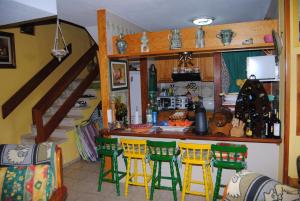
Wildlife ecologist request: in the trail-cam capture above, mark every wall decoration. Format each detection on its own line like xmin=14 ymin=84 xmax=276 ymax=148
xmin=0 ymin=31 xmax=16 ymax=68
xmin=110 ymin=60 xmax=128 ymax=91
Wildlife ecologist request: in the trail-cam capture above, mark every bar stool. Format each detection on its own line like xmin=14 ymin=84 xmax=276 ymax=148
xmin=96 ymin=137 xmax=127 ymax=196
xmin=211 ymin=143 xmax=247 ymax=201
xmin=147 ymin=140 xmax=182 ymax=201
xmin=120 ymin=139 xmax=152 ymax=199
xmin=178 ymin=142 xmax=213 ymax=201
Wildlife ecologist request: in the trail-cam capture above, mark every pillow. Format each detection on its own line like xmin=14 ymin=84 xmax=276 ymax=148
xmin=0 ymin=164 xmax=54 ymax=201
xmin=0 ymin=143 xmax=54 ymax=166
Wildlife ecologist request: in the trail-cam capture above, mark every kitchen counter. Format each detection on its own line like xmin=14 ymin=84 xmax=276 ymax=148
xmin=104 ymin=128 xmax=282 ymax=144
xmin=104 ymin=127 xmax=282 ymax=186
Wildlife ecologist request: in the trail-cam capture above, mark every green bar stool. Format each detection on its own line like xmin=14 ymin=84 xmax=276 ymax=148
xmin=96 ymin=137 xmax=127 ymax=196
xmin=211 ymin=143 xmax=248 ymax=201
xmin=147 ymin=140 xmax=182 ymax=201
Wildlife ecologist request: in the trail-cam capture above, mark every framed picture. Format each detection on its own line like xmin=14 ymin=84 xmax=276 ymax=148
xmin=110 ymin=60 xmax=128 ymax=91
xmin=0 ymin=31 xmax=16 ymax=68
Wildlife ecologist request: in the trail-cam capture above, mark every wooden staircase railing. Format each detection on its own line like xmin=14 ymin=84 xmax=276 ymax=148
xmin=33 ymin=44 xmax=99 ymax=143
xmin=2 ymin=44 xmax=72 ymax=119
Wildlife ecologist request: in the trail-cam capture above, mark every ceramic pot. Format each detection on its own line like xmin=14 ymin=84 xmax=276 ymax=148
xmin=169 ymin=29 xmax=182 ymax=49
xmin=216 ymin=29 xmax=236 ymax=46
xmin=116 ymin=34 xmax=127 ymax=54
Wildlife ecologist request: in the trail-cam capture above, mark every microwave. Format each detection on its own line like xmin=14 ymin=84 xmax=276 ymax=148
xmin=157 ymin=96 xmax=176 ymax=111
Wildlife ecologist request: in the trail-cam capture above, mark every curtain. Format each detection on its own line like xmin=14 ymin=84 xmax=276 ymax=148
xmin=222 ymin=51 xmax=264 ymax=92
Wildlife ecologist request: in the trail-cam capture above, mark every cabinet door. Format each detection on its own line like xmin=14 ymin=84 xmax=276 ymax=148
xmin=197 ymin=55 xmax=214 ymax=81
xmin=155 ymin=57 xmax=176 ymax=83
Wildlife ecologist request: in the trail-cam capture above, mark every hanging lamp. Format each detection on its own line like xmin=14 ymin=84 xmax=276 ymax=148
xmin=51 ymin=19 xmax=68 ymax=61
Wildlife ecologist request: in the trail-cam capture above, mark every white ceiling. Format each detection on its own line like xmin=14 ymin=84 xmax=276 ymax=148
xmin=0 ymin=0 xmax=277 ymax=31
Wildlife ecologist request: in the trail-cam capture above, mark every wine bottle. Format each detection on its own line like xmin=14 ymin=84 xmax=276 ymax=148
xmin=273 ymin=111 xmax=281 ymax=139
xmin=245 ymin=118 xmax=253 ymax=137
xmin=267 ymin=112 xmax=274 ymax=138
xmin=146 ymin=103 xmax=152 ymax=124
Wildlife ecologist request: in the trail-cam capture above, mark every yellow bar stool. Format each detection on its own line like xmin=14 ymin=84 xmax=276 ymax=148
xmin=120 ymin=139 xmax=152 ymax=200
xmin=178 ymin=142 xmax=213 ymax=201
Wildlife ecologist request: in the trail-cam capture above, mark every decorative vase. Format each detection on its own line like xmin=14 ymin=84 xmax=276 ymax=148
xmin=196 ymin=26 xmax=205 ymax=48
xmin=216 ymin=29 xmax=236 ymax=46
xmin=140 ymin=32 xmax=149 ymax=52
xmin=116 ymin=33 xmax=127 ymax=54
xmin=169 ymin=29 xmax=182 ymax=49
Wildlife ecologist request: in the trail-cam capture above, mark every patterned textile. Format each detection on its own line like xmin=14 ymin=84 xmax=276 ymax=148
xmin=0 ymin=143 xmax=53 ymax=166
xmin=0 ymin=165 xmax=54 ymax=201
xmin=75 ymin=121 xmax=98 ymax=161
xmin=225 ymin=170 xmax=300 ymax=201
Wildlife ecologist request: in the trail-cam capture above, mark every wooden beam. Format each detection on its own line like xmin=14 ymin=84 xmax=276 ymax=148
xmin=283 ymin=0 xmax=291 ymax=184
xmin=140 ymin=58 xmax=148 ymax=123
xmin=213 ymin=53 xmax=222 ymax=111
xmin=98 ymin=9 xmax=109 ymax=128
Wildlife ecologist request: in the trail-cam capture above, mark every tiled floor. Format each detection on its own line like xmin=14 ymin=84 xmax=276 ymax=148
xmin=63 ymin=160 xmax=207 ymax=201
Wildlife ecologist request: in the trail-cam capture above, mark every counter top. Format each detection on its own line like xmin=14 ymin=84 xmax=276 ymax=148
xmin=105 ymin=128 xmax=282 ymax=144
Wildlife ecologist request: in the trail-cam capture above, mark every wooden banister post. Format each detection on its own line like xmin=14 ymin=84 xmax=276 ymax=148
xmin=97 ymin=9 xmax=110 ymax=129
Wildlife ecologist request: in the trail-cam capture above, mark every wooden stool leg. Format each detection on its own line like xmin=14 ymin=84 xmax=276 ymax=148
xmin=158 ymin=161 xmax=162 ymax=188
xmin=213 ymin=168 xmax=223 ymax=201
xmin=150 ymin=161 xmax=158 ymax=200
xmin=170 ymin=161 xmax=177 ymax=201
xmin=207 ymin=165 xmax=213 ymax=195
xmin=181 ymin=163 xmax=189 ymax=201
xmin=125 ymin=157 xmax=132 ymax=197
xmin=98 ymin=156 xmax=105 ymax=192
xmin=142 ymin=159 xmax=149 ymax=200
xmin=113 ymin=155 xmax=120 ymax=196
xmin=186 ymin=164 xmax=192 ymax=192
xmin=174 ymin=159 xmax=182 ymax=191
xmin=134 ymin=159 xmax=138 ymax=183
xmin=202 ymin=164 xmax=209 ymax=201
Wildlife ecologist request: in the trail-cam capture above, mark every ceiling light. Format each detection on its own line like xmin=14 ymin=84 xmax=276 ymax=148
xmin=192 ymin=17 xmax=215 ymax=26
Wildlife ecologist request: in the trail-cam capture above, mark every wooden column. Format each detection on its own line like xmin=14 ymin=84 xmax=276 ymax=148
xmin=97 ymin=9 xmax=112 ymax=178
xmin=97 ymin=9 xmax=109 ymax=128
xmin=213 ymin=53 xmax=222 ymax=111
xmin=140 ymin=58 xmax=148 ymax=123
xmin=283 ymin=0 xmax=291 ymax=184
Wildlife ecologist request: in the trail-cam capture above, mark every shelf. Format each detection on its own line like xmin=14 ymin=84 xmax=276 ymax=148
xmin=108 ymin=43 xmax=274 ymax=59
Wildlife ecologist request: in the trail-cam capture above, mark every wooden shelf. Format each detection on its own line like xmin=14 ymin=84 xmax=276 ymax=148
xmin=108 ymin=43 xmax=274 ymax=59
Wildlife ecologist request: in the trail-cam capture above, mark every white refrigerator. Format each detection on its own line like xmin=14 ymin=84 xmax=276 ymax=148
xmin=129 ymin=71 xmax=142 ymax=124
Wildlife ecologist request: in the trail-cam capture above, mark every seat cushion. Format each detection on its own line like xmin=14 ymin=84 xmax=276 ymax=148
xmin=0 ymin=164 xmax=54 ymax=201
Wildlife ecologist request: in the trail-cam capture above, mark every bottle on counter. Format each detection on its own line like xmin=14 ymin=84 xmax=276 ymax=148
xmin=245 ymin=118 xmax=253 ymax=137
xmin=273 ymin=111 xmax=281 ymax=139
xmin=265 ymin=112 xmax=273 ymax=138
xmin=134 ymin=106 xmax=139 ymax=124
xmin=146 ymin=103 xmax=152 ymax=124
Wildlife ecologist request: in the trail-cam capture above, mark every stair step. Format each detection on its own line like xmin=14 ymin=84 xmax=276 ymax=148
xmin=83 ymin=88 xmax=99 ymax=97
xmin=31 ymin=125 xmax=73 ymax=138
xmin=46 ymin=105 xmax=90 ymax=116
xmin=42 ymin=115 xmax=83 ymax=127
xmin=21 ymin=134 xmax=67 ymax=145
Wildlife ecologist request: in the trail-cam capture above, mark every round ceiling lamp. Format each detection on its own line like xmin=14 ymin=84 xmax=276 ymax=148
xmin=192 ymin=17 xmax=215 ymax=26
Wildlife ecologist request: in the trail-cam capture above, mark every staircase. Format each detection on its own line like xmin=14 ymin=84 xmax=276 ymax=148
xmin=21 ymin=79 xmax=101 ymax=164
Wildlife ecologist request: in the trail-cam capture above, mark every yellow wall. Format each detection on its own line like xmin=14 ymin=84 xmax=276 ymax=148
xmin=0 ymin=23 xmax=92 ymax=144
xmin=289 ymin=0 xmax=300 ymax=179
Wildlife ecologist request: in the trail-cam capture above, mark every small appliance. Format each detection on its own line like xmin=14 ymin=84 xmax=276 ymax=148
xmin=175 ymin=96 xmax=188 ymax=109
xmin=157 ymin=96 xmax=176 ymax=111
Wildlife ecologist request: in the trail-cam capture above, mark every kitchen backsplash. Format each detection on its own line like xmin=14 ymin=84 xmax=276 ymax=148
xmin=158 ymin=81 xmax=214 ymax=99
